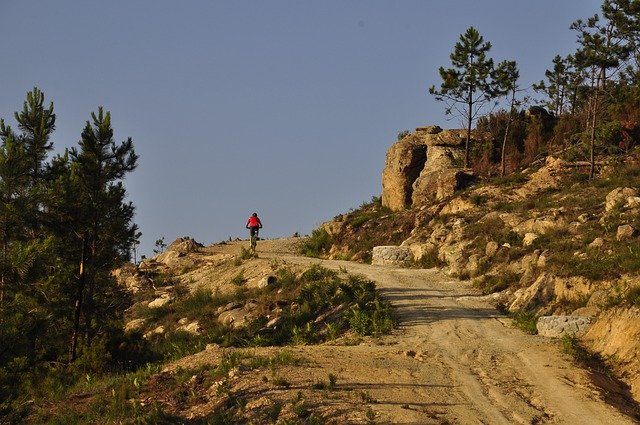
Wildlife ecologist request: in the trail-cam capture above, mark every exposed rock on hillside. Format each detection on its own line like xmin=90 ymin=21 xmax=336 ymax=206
xmin=381 ymin=125 xmax=491 ymax=211
xmin=381 ymin=135 xmax=427 ymax=211
xmin=583 ymin=306 xmax=640 ymax=401
xmin=323 ymin=149 xmax=640 ymax=399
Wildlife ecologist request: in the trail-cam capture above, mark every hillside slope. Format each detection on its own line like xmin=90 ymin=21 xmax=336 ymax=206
xmin=114 ymin=239 xmax=639 ymax=423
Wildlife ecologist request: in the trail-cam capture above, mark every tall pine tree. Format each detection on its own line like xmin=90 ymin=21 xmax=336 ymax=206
xmin=66 ymin=108 xmax=138 ymax=362
xmin=430 ymin=27 xmax=504 ymax=168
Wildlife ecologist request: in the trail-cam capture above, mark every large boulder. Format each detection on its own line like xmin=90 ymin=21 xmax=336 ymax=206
xmin=410 ymin=131 xmax=479 ymax=205
xmin=605 ymin=187 xmax=638 ymax=212
xmin=371 ymin=246 xmax=413 ymax=266
xmin=381 ymin=136 xmax=427 ymax=211
xmin=412 ymin=168 xmax=473 ymax=206
xmin=536 ymin=315 xmax=594 ymax=338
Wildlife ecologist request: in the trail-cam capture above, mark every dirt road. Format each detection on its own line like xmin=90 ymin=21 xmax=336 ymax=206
xmin=253 ymin=239 xmax=636 ymax=424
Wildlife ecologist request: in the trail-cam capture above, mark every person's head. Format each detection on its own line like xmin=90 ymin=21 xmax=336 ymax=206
xmin=252 ymin=212 xmax=257 ymax=217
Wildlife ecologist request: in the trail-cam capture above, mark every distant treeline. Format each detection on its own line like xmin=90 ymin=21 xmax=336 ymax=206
xmin=429 ymin=0 xmax=640 ymax=178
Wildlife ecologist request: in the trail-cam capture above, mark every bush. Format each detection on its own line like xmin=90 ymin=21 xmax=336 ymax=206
xmin=300 ymin=228 xmax=332 ymax=257
xmin=511 ymin=311 xmax=538 ymax=335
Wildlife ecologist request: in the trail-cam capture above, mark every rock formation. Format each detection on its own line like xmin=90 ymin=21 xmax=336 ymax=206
xmin=381 ymin=125 xmax=490 ymax=211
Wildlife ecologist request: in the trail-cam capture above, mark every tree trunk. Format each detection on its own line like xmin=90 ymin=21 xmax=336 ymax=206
xmin=69 ymin=233 xmax=89 ymax=363
xmin=501 ymin=106 xmax=514 ymax=177
xmin=589 ymin=79 xmax=600 ymax=180
xmin=83 ymin=235 xmax=98 ymax=345
xmin=465 ymin=86 xmax=473 ymax=169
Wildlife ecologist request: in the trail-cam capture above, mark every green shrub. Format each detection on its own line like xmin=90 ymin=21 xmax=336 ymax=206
xmin=474 ymin=271 xmax=521 ymax=295
xmin=625 ymin=286 xmax=640 ymax=306
xmin=239 ymin=246 xmax=254 ymax=260
xmin=175 ymin=287 xmax=213 ymax=316
xmin=511 ymin=311 xmax=538 ymax=334
xmin=230 ymin=270 xmax=247 ymax=286
xmin=414 ymin=248 xmax=446 ymax=269
xmin=300 ymin=228 xmax=332 ymax=257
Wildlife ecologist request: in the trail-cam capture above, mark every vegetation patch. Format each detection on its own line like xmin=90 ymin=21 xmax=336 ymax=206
xmin=18 ymin=264 xmax=394 ymax=423
xmin=510 ymin=311 xmax=538 ymax=335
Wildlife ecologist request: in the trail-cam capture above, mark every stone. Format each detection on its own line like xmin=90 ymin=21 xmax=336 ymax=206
xmin=536 ymin=316 xmax=594 ymax=338
xmin=522 ymin=233 xmax=539 ymax=247
xmin=258 ymin=275 xmax=277 ymax=288
xmin=266 ymin=316 xmax=283 ymax=328
xmin=485 ymin=241 xmax=499 ymax=258
xmin=617 ymin=224 xmax=637 ymax=241
xmin=605 ymin=187 xmax=638 ymax=212
xmin=577 ymin=213 xmax=591 ymax=223
xmin=177 ymin=321 xmax=202 ymax=335
xmin=381 ymin=137 xmax=427 ymax=211
xmin=371 ymin=246 xmax=413 ymax=266
xmin=626 ymin=196 xmax=640 ymax=208
xmin=440 ymin=197 xmax=475 ymax=215
xmin=514 ymin=157 xmax=565 ymax=200
xmin=149 ymin=294 xmax=172 ymax=309
xmin=513 ymin=217 xmax=562 ymax=235
xmin=415 ymin=125 xmax=442 ymax=134
xmin=412 ymin=168 xmax=472 ymax=206
xmin=589 ymin=237 xmax=605 ymax=249
xmin=144 ymin=326 xmax=165 ymax=339
xmin=124 ymin=318 xmax=146 ymax=333
xmin=218 ymin=308 xmax=252 ymax=328
xmin=509 ymin=274 xmax=555 ymax=312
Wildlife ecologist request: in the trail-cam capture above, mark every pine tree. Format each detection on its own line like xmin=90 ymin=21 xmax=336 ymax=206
xmin=494 ymin=60 xmax=520 ymax=177
xmin=572 ymin=7 xmax=632 ymax=178
xmin=534 ymin=55 xmax=570 ymax=116
xmin=0 ymin=87 xmax=56 ymax=234
xmin=66 ymin=108 xmax=138 ymax=362
xmin=0 ymin=134 xmax=30 ymax=303
xmin=429 ymin=27 xmax=503 ymax=168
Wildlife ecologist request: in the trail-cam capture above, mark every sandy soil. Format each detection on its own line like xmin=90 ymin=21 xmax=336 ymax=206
xmin=173 ymin=239 xmax=638 ymax=424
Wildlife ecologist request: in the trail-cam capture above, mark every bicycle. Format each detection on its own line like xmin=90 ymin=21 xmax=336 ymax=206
xmin=250 ymin=231 xmax=258 ymax=253
xmin=247 ymin=227 xmax=260 ymax=254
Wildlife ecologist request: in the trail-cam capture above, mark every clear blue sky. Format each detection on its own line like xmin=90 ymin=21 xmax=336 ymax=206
xmin=0 ymin=1 xmax=602 ymax=258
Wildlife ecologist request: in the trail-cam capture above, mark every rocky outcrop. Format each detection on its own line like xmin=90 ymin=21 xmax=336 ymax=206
xmin=381 ymin=135 xmax=427 ymax=211
xmin=582 ymin=306 xmax=640 ymax=400
xmin=381 ymin=126 xmax=490 ymax=211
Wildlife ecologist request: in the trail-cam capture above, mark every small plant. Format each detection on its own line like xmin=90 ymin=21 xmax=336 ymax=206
xmin=325 ymin=322 xmax=342 ymax=341
xmin=272 ymin=376 xmax=291 ymax=387
xmin=359 ymin=390 xmax=375 ymax=403
xmin=328 ymin=373 xmax=337 ymax=390
xmin=397 ymin=130 xmax=410 ymax=140
xmin=266 ymin=401 xmax=283 ymax=422
xmin=624 ymin=286 xmax=640 ymax=306
xmin=239 ymin=246 xmax=254 ymax=260
xmin=153 ymin=237 xmax=167 ymax=254
xmin=474 ymin=271 xmax=521 ymax=295
xmin=300 ymin=228 xmax=332 ymax=257
xmin=511 ymin=311 xmax=538 ymax=334
xmin=230 ymin=269 xmax=247 ymax=286
xmin=414 ymin=248 xmax=446 ymax=269
xmin=365 ymin=407 xmax=378 ymax=424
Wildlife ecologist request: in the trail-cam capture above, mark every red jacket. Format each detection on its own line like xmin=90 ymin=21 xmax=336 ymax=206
xmin=246 ymin=216 xmax=262 ymax=228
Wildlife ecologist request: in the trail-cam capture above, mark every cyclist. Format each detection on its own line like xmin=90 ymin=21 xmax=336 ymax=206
xmin=246 ymin=212 xmax=263 ymax=241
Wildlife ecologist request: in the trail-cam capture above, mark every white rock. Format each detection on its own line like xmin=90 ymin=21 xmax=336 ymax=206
xmin=522 ymin=233 xmax=539 ymax=247
xmin=148 ymin=295 xmax=172 ymax=309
